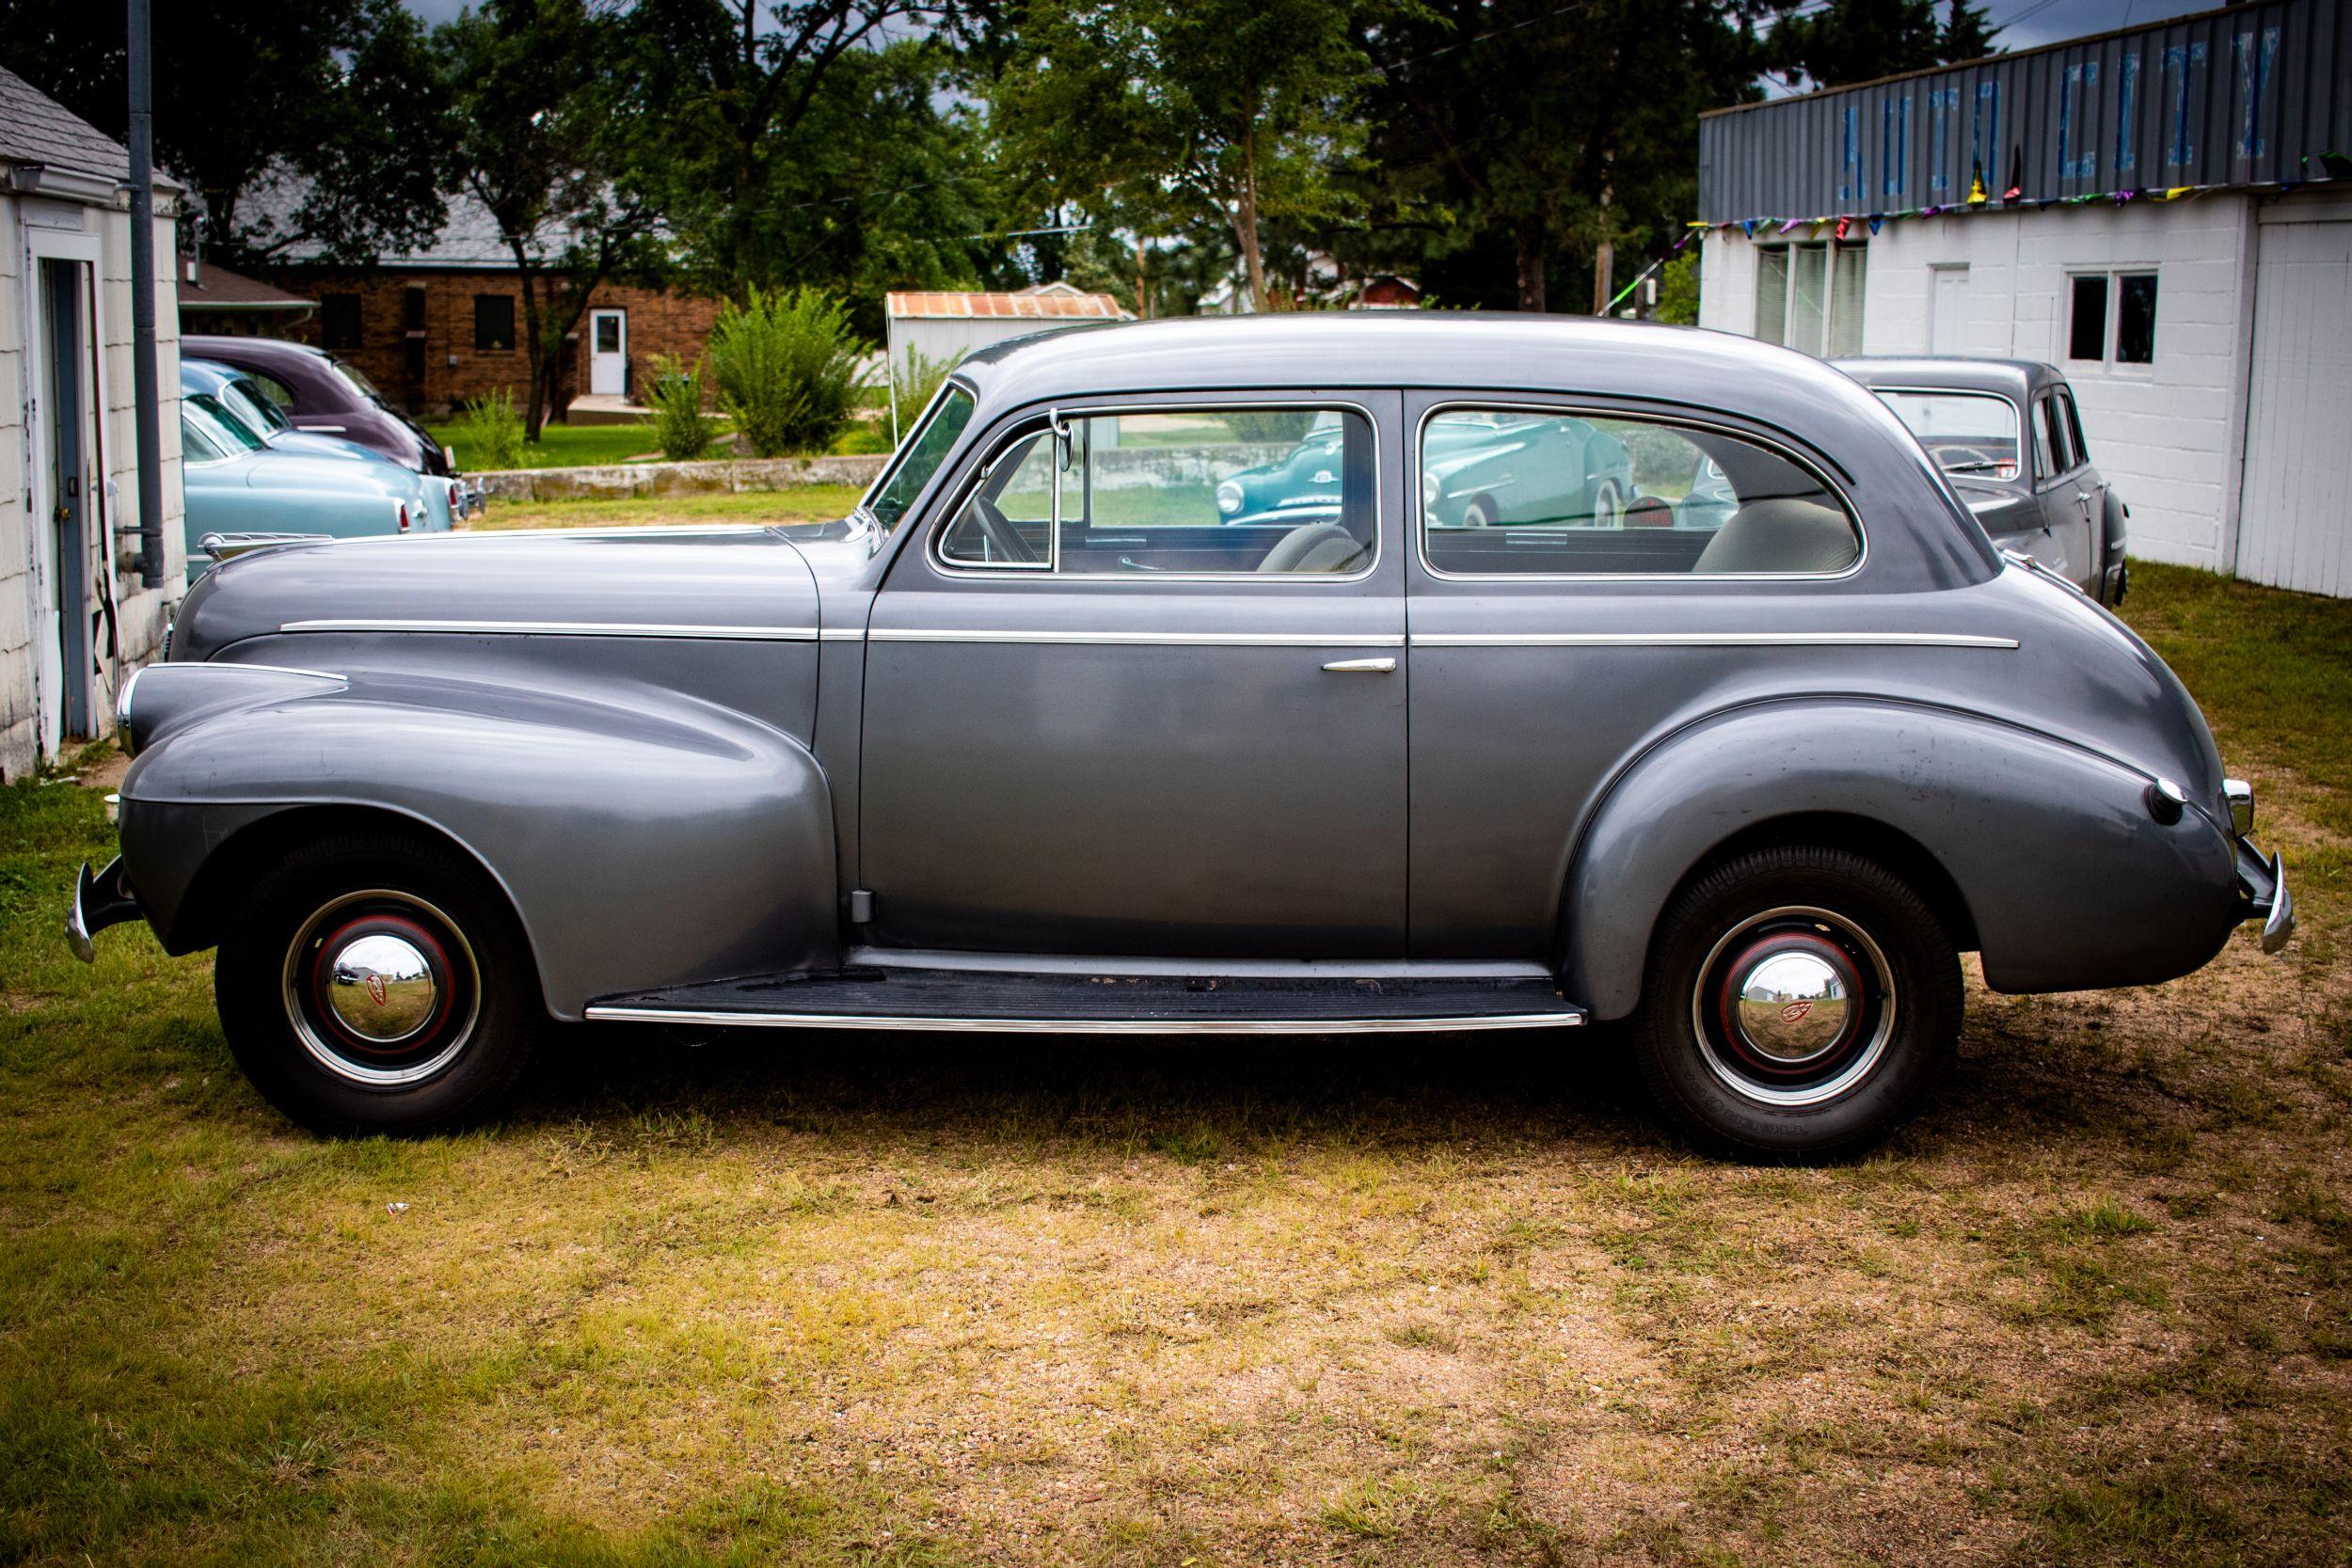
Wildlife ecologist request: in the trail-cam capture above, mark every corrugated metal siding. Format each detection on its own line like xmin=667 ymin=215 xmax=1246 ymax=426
xmin=1698 ymin=0 xmax=2351 ymax=221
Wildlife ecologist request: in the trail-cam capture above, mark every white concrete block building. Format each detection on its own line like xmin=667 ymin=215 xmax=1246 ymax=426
xmin=1695 ymin=0 xmax=2352 ymax=593
xmin=2 ymin=67 xmax=185 ymax=779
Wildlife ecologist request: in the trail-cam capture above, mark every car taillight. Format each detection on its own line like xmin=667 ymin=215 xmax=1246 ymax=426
xmin=447 ymin=480 xmax=461 ymax=514
xmin=396 ymin=500 xmax=410 ymax=533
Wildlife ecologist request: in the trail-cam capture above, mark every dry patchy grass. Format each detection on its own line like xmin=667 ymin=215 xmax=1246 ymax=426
xmin=2 ymin=562 xmax=2348 ymax=1565
xmin=468 ymin=485 xmax=866 ymax=533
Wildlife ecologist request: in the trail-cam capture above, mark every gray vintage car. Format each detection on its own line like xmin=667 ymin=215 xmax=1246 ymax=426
xmin=1835 ymin=357 xmax=2129 ymax=605
xmin=72 ymin=316 xmax=2290 ymax=1157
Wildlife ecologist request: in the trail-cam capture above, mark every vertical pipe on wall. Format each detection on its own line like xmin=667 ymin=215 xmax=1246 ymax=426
xmin=126 ymin=0 xmax=165 ymax=587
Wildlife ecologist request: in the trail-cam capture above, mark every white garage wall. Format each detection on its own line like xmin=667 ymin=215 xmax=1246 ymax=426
xmin=1698 ymin=197 xmax=2259 ymax=572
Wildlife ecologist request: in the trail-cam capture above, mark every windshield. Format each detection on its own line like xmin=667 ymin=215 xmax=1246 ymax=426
xmin=186 ymin=394 xmax=267 ymax=453
xmin=331 ymin=357 xmax=384 ymax=400
xmin=863 ymin=385 xmax=977 ymax=531
xmin=217 ymin=373 xmax=293 ymax=435
xmin=1874 ymin=390 xmax=2023 ymax=483
xmin=223 ymin=376 xmax=294 ymax=434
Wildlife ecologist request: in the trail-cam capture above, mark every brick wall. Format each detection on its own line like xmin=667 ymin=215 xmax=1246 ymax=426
xmin=254 ymin=269 xmax=722 ymax=420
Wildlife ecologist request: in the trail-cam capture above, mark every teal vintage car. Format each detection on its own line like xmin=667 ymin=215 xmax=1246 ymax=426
xmin=179 ymin=394 xmax=454 ymax=581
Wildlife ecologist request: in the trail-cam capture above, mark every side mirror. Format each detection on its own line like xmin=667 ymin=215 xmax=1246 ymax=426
xmin=1049 ymin=408 xmax=1073 ymax=472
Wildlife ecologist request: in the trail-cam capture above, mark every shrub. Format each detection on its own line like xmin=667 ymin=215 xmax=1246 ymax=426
xmin=453 ymin=386 xmax=525 ymax=471
xmin=646 ymin=354 xmax=716 ymax=461
xmin=707 ymin=287 xmax=865 ymax=457
xmin=888 ymin=346 xmax=963 ymax=433
xmin=1219 ymin=410 xmax=1314 ymax=444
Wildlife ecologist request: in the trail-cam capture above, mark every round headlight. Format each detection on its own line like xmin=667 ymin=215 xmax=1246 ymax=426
xmin=1422 ymin=471 xmax=1441 ymax=511
xmin=1216 ymin=480 xmax=1244 ymax=516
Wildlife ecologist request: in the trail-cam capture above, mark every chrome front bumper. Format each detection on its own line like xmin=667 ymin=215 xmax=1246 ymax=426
xmin=65 ymin=856 xmax=142 ymax=964
xmin=2234 ymin=837 xmax=2295 ymax=955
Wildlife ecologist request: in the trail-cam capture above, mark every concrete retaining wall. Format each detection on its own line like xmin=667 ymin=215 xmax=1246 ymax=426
xmin=479 ymin=453 xmax=890 ymax=504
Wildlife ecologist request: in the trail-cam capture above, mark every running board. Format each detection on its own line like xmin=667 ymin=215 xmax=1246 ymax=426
xmin=584 ymin=965 xmax=1584 ymax=1034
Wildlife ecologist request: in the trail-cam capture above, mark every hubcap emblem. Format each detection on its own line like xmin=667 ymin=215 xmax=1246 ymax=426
xmin=1731 ymin=945 xmax=1852 ymax=1065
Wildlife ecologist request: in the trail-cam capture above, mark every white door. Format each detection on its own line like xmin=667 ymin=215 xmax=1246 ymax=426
xmin=2238 ymin=217 xmax=2352 ymax=595
xmin=1930 ymin=266 xmax=1970 ymax=354
xmin=588 ymin=309 xmax=627 ymax=396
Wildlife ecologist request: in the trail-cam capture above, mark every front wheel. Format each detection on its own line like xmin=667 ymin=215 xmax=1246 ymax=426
xmin=1631 ymin=846 xmax=1960 ymax=1159
xmin=216 ymin=831 xmax=542 ymax=1134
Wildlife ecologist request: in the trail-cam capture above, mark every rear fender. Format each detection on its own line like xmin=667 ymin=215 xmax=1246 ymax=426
xmin=1560 ymin=699 xmax=2239 ymax=1019
xmin=118 ymin=662 xmax=838 ymax=1019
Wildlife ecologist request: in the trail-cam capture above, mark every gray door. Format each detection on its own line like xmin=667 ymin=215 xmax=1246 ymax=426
xmin=2029 ymin=391 xmax=2095 ymax=587
xmin=860 ymin=394 xmax=1408 ymax=958
xmin=40 ymin=259 xmax=95 ymax=739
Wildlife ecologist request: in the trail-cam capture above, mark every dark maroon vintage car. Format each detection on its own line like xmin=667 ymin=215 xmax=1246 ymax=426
xmin=182 ymin=334 xmax=457 ymax=481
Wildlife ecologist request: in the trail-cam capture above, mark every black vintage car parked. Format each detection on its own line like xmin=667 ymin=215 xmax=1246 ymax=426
xmin=1836 ymin=357 xmax=2128 ymax=605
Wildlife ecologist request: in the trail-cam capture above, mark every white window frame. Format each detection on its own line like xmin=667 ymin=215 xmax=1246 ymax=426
xmin=1754 ymin=238 xmax=1868 ymax=357
xmin=2064 ymin=267 xmax=2160 ymax=371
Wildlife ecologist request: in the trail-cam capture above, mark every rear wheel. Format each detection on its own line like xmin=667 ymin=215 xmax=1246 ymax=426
xmin=1632 ymin=846 xmax=1959 ymax=1159
xmin=215 ymin=832 xmax=541 ymax=1134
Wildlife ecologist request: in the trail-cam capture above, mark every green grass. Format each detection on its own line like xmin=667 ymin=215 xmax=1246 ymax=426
xmin=5 ymin=562 xmax=2352 ymax=1563
xmin=469 ymin=486 xmax=866 ymax=533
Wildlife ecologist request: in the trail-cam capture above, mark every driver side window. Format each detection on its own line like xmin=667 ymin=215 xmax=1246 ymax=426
xmin=936 ymin=405 xmax=1376 ymax=577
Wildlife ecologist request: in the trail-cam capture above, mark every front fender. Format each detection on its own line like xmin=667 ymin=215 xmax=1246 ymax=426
xmin=1560 ymin=699 xmax=2241 ymax=1020
xmin=117 ymin=662 xmax=838 ymax=1020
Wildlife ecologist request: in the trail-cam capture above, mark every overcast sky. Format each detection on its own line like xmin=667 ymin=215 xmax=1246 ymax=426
xmin=395 ymin=0 xmax=2218 ymax=61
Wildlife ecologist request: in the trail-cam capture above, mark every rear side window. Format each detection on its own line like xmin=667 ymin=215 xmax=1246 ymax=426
xmin=1418 ymin=408 xmax=1859 ymax=577
xmin=938 ymin=406 xmax=1375 ymax=577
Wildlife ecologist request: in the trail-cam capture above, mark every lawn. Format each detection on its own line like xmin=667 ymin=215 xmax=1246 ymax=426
xmin=469 ymin=486 xmax=867 ymax=533
xmin=421 ymin=418 xmax=891 ymax=472
xmin=3 ymin=562 xmax=2347 ymax=1565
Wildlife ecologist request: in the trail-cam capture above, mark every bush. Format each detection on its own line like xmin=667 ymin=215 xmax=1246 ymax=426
xmin=1220 ymin=410 xmax=1313 ymax=444
xmin=453 ymin=387 xmax=525 ymax=471
xmin=888 ymin=346 xmax=963 ymax=433
xmin=707 ymin=287 xmax=865 ymax=457
xmin=646 ymin=354 xmax=716 ymax=461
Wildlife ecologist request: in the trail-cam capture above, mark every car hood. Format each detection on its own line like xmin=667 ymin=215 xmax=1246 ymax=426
xmin=172 ymin=525 xmax=824 ymax=663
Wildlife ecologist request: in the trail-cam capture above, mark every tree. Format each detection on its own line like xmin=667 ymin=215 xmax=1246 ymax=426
xmin=0 ymin=0 xmax=450 ymax=266
xmin=1767 ymin=0 xmax=1997 ymax=92
xmin=1353 ymin=0 xmax=1766 ymax=312
xmin=437 ymin=0 xmax=667 ymax=439
xmin=988 ymin=0 xmax=1371 ymax=313
xmin=626 ymin=1 xmax=995 ymax=317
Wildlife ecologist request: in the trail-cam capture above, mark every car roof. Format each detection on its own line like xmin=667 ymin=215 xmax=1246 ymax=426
xmin=1831 ymin=356 xmax=2062 ymax=400
xmin=182 ymin=333 xmax=334 ymax=366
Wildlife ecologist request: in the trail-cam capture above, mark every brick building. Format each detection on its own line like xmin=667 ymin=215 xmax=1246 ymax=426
xmin=259 ymin=193 xmax=721 ymax=419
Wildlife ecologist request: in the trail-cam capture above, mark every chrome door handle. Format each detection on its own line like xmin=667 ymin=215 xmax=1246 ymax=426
xmin=1322 ymin=657 xmax=1397 ymax=673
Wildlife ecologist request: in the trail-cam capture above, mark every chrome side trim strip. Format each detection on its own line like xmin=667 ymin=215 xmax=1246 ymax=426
xmin=1409 ymin=631 xmax=2019 ymax=649
xmin=869 ymin=628 xmax=1406 ymax=648
xmin=818 ymin=626 xmax=869 ymax=641
xmin=583 ymin=1005 xmax=1583 ymax=1035
xmin=845 ymin=947 xmax=1557 ymax=980
xmin=278 ymin=619 xmax=819 ymax=641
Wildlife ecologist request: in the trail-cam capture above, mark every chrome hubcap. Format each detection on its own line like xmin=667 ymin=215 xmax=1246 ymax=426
xmin=324 ymin=931 xmax=441 ymax=1044
xmin=282 ymin=890 xmax=480 ymax=1088
xmin=1692 ymin=906 xmax=1896 ymax=1108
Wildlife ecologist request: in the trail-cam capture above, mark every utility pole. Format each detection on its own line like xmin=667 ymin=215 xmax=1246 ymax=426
xmin=126 ymin=0 xmax=165 ymax=586
xmin=1590 ymin=155 xmax=1615 ymax=317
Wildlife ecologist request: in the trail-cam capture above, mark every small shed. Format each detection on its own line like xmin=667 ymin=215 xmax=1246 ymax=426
xmin=882 ymin=283 xmax=1125 ymax=430
xmin=1 ymin=65 xmax=185 ymax=778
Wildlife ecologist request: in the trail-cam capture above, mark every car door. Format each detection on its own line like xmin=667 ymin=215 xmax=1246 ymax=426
xmin=2057 ymin=387 xmax=2108 ymax=586
xmin=2030 ymin=391 xmax=2095 ymax=587
xmin=859 ymin=392 xmax=1409 ymax=958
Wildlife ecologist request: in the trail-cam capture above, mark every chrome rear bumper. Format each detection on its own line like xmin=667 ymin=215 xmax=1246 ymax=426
xmin=2234 ymin=837 xmax=2295 ymax=955
xmin=65 ymin=856 xmax=142 ymax=964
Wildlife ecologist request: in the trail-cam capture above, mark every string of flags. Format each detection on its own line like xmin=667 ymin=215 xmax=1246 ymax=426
xmin=1681 ymin=150 xmax=2348 ymax=248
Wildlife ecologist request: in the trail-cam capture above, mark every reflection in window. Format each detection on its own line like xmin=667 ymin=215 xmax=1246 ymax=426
xmin=2117 ymin=274 xmax=2157 ymax=363
xmin=1420 ymin=409 xmax=1858 ymax=578
xmin=940 ymin=407 xmax=1375 ymax=577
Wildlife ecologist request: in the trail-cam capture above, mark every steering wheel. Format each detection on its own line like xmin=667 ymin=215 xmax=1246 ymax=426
xmin=972 ymin=495 xmax=1041 ymax=565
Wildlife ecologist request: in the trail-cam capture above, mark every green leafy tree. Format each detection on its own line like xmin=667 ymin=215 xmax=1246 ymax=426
xmin=0 ymin=0 xmax=450 ymax=266
xmin=1655 ymin=248 xmax=1700 ymax=325
xmin=625 ymin=3 xmax=997 ymax=324
xmin=1768 ymin=0 xmax=1998 ymax=91
xmin=437 ymin=0 xmax=668 ymax=439
xmin=1353 ymin=0 xmax=1766 ymax=312
xmin=989 ymin=0 xmax=1372 ymax=313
